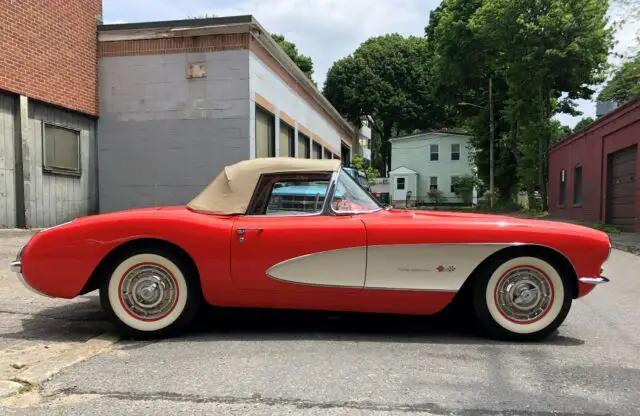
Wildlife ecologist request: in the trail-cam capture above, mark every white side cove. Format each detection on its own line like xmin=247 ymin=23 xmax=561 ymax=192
xmin=267 ymin=246 xmax=367 ymax=288
xmin=266 ymin=244 xmax=511 ymax=291
xmin=366 ymin=244 xmax=510 ymax=291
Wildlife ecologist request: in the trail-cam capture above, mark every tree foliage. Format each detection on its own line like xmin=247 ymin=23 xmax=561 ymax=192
xmin=598 ymin=54 xmax=640 ymax=103
xmin=271 ymin=34 xmax=315 ymax=82
xmin=427 ymin=0 xmax=614 ymax=209
xmin=351 ymin=155 xmax=380 ymax=184
xmin=573 ymin=117 xmax=596 ymax=132
xmin=323 ymin=34 xmax=443 ymax=175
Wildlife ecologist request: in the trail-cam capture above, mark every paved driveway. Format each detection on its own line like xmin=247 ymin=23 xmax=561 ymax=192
xmin=1 ymin=231 xmax=639 ymax=415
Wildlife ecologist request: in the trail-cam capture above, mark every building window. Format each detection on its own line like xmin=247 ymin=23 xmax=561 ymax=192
xmin=43 ymin=123 xmax=81 ymax=176
xmin=430 ymin=144 xmax=439 ymax=161
xmin=324 ymin=148 xmax=332 ymax=159
xmin=451 ymin=143 xmax=460 ymax=161
xmin=279 ymin=121 xmax=295 ymax=157
xmin=559 ymin=169 xmax=566 ymax=206
xmin=255 ymin=106 xmax=275 ymax=158
xmin=573 ymin=165 xmax=582 ymax=206
xmin=451 ymin=176 xmax=459 ymax=193
xmin=429 ymin=176 xmax=438 ymax=190
xmin=312 ymin=141 xmax=322 ymax=159
xmin=298 ymin=134 xmax=310 ymax=158
xmin=396 ymin=177 xmax=405 ymax=190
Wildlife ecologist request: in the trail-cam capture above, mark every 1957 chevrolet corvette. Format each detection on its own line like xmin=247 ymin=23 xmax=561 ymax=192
xmin=10 ymin=158 xmax=611 ymax=341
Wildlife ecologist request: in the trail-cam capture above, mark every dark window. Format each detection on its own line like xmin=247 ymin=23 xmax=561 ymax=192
xmin=396 ymin=177 xmax=406 ymax=190
xmin=255 ymin=106 xmax=275 ymax=157
xmin=430 ymin=176 xmax=438 ymax=190
xmin=279 ymin=121 xmax=295 ymax=157
xmin=312 ymin=141 xmax=322 ymax=159
xmin=298 ymin=134 xmax=310 ymax=159
xmin=43 ymin=123 xmax=81 ymax=176
xmin=451 ymin=176 xmax=459 ymax=193
xmin=430 ymin=144 xmax=439 ymax=161
xmin=451 ymin=144 xmax=460 ymax=161
xmin=573 ymin=165 xmax=582 ymax=205
xmin=559 ymin=169 xmax=566 ymax=206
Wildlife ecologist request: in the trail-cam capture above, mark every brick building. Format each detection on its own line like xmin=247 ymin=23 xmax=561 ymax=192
xmin=548 ymin=99 xmax=640 ymax=232
xmin=0 ymin=0 xmax=102 ymax=228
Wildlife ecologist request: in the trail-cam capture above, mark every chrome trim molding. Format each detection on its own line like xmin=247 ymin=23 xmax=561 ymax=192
xmin=578 ymin=276 xmax=610 ymax=285
xmin=9 ymin=259 xmax=55 ymax=298
xmin=10 ymin=260 xmax=21 ymax=273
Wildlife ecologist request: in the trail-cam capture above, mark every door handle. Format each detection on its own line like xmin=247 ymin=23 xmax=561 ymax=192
xmin=236 ymin=228 xmax=264 ymax=235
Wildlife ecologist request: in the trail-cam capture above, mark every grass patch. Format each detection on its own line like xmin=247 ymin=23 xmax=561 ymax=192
xmin=591 ymin=223 xmax=621 ymax=234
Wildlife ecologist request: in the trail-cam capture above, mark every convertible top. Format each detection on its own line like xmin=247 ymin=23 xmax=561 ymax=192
xmin=187 ymin=157 xmax=341 ymax=215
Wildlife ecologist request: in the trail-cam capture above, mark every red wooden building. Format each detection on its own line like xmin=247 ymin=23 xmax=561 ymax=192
xmin=548 ymin=98 xmax=640 ymax=232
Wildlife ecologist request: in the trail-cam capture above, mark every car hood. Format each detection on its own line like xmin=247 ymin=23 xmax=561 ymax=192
xmin=386 ymin=208 xmax=609 ymax=239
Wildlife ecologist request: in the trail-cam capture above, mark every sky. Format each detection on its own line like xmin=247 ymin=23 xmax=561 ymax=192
xmin=103 ymin=0 xmax=639 ymax=128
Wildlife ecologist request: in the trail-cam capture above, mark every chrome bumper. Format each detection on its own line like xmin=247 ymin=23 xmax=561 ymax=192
xmin=578 ymin=276 xmax=610 ymax=285
xmin=10 ymin=260 xmax=21 ymax=273
xmin=9 ymin=259 xmax=53 ymax=298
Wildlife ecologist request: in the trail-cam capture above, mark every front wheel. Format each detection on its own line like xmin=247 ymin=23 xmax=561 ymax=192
xmin=473 ymin=255 xmax=572 ymax=341
xmin=100 ymin=248 xmax=201 ymax=339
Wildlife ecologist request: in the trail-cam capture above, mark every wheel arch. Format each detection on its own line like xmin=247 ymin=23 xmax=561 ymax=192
xmin=455 ymin=244 xmax=579 ymax=302
xmin=80 ymin=238 xmax=201 ymax=295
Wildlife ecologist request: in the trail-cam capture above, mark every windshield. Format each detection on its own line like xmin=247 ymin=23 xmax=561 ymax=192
xmin=331 ymin=169 xmax=381 ymax=213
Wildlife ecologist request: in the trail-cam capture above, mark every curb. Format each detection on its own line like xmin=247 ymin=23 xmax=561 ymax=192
xmin=612 ymin=242 xmax=640 ymax=256
xmin=1 ymin=332 xmax=120 ymax=399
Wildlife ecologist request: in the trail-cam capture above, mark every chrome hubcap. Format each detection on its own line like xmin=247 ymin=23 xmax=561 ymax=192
xmin=120 ymin=264 xmax=178 ymax=320
xmin=496 ymin=267 xmax=552 ymax=323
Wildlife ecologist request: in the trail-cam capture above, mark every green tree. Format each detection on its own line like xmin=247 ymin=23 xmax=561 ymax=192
xmin=351 ymin=155 xmax=380 ymax=184
xmin=598 ymin=55 xmax=640 ymax=103
xmin=271 ymin=34 xmax=314 ymax=82
xmin=323 ymin=34 xmax=443 ymax=175
xmin=426 ymin=0 xmax=517 ymax=201
xmin=468 ymin=0 xmax=613 ymax=209
xmin=452 ymin=174 xmax=480 ymax=205
xmin=573 ymin=117 xmax=596 ymax=132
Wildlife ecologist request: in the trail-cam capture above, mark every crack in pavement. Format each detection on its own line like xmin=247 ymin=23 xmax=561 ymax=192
xmin=45 ymin=388 xmax=610 ymax=416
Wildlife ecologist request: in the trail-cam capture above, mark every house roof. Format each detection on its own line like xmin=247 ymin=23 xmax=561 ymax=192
xmin=388 ymin=166 xmax=418 ymax=175
xmin=187 ymin=157 xmax=341 ymax=215
xmin=389 ymin=129 xmax=472 ymax=143
xmin=98 ymin=15 xmax=356 ymax=139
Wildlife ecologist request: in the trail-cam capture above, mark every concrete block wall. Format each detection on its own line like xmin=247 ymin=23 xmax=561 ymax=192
xmin=98 ymin=50 xmax=251 ymax=213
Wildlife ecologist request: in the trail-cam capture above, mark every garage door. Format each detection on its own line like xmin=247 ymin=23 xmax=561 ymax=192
xmin=607 ymin=145 xmax=637 ymax=232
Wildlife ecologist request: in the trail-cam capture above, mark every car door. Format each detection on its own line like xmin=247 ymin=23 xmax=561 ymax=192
xmin=230 ymin=174 xmax=367 ymax=293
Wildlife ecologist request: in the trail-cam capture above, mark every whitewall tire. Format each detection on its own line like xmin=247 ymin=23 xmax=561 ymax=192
xmin=473 ymin=255 xmax=572 ymax=341
xmin=100 ymin=248 xmax=201 ymax=339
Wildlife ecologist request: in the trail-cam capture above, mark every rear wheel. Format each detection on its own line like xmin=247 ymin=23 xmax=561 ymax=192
xmin=473 ymin=255 xmax=572 ymax=341
xmin=100 ymin=248 xmax=201 ymax=339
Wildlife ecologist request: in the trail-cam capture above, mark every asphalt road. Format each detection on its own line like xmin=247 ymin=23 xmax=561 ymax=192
xmin=1 ymin=230 xmax=639 ymax=415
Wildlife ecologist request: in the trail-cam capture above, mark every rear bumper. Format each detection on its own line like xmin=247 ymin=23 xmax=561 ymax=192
xmin=578 ymin=276 xmax=610 ymax=285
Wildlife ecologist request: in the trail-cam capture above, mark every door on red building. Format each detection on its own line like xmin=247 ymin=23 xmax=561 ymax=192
xmin=606 ymin=145 xmax=637 ymax=232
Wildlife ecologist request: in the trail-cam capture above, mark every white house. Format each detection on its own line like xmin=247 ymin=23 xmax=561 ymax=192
xmin=388 ymin=130 xmax=477 ymax=205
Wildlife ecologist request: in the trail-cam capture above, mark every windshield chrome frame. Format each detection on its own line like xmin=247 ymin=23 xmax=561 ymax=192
xmin=325 ymin=168 xmax=383 ymax=216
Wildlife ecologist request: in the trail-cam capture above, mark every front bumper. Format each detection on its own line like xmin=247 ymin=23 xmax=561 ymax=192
xmin=578 ymin=276 xmax=610 ymax=285
xmin=9 ymin=258 xmax=54 ymax=298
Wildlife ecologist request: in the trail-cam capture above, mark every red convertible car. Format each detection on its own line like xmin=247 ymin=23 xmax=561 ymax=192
xmin=10 ymin=158 xmax=611 ymax=341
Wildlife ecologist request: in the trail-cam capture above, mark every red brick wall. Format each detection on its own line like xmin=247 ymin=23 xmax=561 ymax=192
xmin=0 ymin=0 xmax=102 ymax=116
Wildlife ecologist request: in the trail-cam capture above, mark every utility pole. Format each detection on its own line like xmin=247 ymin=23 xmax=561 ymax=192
xmin=488 ymin=76 xmax=495 ymax=208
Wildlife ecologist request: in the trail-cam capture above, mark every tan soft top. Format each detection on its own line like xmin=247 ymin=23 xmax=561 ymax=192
xmin=187 ymin=157 xmax=341 ymax=215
